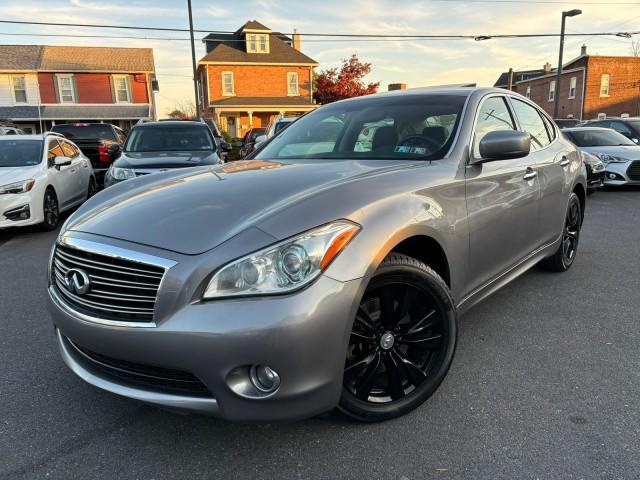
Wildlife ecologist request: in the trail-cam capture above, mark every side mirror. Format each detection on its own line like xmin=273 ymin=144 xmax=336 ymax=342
xmin=107 ymin=144 xmax=121 ymax=155
xmin=255 ymin=134 xmax=267 ymax=144
xmin=220 ymin=142 xmax=232 ymax=152
xmin=478 ymin=130 xmax=531 ymax=162
xmin=54 ymin=156 xmax=72 ymax=168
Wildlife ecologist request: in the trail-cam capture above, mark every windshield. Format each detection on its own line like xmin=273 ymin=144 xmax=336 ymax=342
xmin=125 ymin=125 xmax=215 ymax=152
xmin=0 ymin=140 xmax=42 ymax=167
xmin=52 ymin=124 xmax=116 ymax=141
xmin=564 ymin=129 xmax=636 ymax=147
xmin=255 ymin=94 xmax=466 ymax=160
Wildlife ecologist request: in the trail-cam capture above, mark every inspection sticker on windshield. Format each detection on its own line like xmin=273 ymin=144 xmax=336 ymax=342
xmin=394 ymin=146 xmax=411 ymax=153
xmin=410 ymin=147 xmax=427 ymax=155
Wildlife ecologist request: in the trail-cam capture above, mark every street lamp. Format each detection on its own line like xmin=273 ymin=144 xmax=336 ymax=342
xmin=554 ymin=9 xmax=582 ymax=118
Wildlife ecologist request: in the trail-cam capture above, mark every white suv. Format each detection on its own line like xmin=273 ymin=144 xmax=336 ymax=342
xmin=0 ymin=133 xmax=96 ymax=230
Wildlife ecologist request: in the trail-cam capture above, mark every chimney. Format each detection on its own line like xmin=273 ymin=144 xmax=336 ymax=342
xmin=292 ymin=32 xmax=301 ymax=51
xmin=543 ymin=62 xmax=553 ymax=74
xmin=388 ymin=83 xmax=407 ymax=91
xmin=581 ymin=44 xmax=587 ymax=56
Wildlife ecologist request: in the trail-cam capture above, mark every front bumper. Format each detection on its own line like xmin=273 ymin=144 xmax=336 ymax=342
xmin=48 ymin=253 xmax=362 ymax=421
xmin=0 ymin=192 xmax=38 ymax=229
xmin=603 ymin=161 xmax=640 ymax=186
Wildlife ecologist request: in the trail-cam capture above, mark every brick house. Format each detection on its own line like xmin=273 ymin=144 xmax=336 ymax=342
xmin=494 ymin=46 xmax=640 ymax=120
xmin=198 ymin=21 xmax=319 ymax=138
xmin=0 ymin=45 xmax=157 ymax=133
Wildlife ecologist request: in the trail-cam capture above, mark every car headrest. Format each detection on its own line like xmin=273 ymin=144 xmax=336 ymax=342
xmin=372 ymin=126 xmax=398 ymax=150
xmin=421 ymin=126 xmax=446 ymax=144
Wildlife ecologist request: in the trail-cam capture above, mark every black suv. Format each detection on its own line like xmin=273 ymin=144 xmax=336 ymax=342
xmin=103 ymin=120 xmax=222 ymax=187
xmin=582 ymin=117 xmax=640 ymax=143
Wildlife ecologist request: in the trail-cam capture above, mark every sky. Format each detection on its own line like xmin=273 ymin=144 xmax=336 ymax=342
xmin=1 ymin=0 xmax=638 ymax=116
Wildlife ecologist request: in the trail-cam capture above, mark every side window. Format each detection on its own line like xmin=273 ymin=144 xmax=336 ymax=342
xmin=510 ymin=99 xmax=551 ymax=151
xmin=60 ymin=140 xmax=77 ymax=158
xmin=473 ymin=96 xmax=515 ymax=157
xmin=47 ymin=139 xmax=64 ymax=166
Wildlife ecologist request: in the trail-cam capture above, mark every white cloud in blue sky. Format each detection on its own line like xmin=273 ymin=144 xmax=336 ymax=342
xmin=1 ymin=0 xmax=636 ymax=115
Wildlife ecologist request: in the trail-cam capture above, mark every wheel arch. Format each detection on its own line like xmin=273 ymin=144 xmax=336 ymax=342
xmin=387 ymin=235 xmax=451 ymax=288
xmin=573 ymin=182 xmax=586 ymax=221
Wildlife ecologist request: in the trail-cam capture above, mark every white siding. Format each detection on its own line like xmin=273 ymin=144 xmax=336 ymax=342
xmin=0 ymin=74 xmax=40 ymax=106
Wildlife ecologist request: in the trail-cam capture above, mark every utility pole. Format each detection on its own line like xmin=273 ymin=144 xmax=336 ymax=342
xmin=187 ymin=0 xmax=200 ymax=118
xmin=507 ymin=67 xmax=514 ymax=91
xmin=554 ymin=9 xmax=582 ymax=118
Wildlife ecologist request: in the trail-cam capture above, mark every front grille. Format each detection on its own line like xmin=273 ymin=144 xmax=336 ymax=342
xmin=52 ymin=244 xmax=165 ymax=323
xmin=67 ymin=337 xmax=211 ymax=397
xmin=627 ymin=160 xmax=640 ymax=181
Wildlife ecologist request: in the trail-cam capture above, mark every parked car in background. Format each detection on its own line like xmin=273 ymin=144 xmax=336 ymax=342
xmin=49 ymin=87 xmax=587 ymax=423
xmin=582 ymin=117 xmax=640 ymax=144
xmin=104 ymin=120 xmax=222 ymax=187
xmin=0 ymin=126 xmax=26 ymax=135
xmin=580 ymin=151 xmax=605 ymax=194
xmin=0 ymin=133 xmax=95 ymax=230
xmin=563 ymin=127 xmax=640 ymax=186
xmin=203 ymin=118 xmax=232 ymax=161
xmin=254 ymin=115 xmax=299 ymax=147
xmin=237 ymin=127 xmax=266 ymax=158
xmin=554 ymin=118 xmax=581 ymax=129
xmin=51 ymin=123 xmax=125 ymax=187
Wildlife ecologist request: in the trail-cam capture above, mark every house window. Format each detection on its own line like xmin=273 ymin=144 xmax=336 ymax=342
xmin=287 ymin=72 xmax=299 ymax=96
xmin=247 ymin=34 xmax=257 ymax=53
xmin=259 ymin=35 xmax=268 ymax=52
xmin=11 ymin=76 xmax=27 ymax=103
xmin=113 ymin=75 xmax=131 ymax=103
xmin=222 ymin=71 xmax=234 ymax=96
xmin=569 ymin=77 xmax=577 ymax=99
xmin=56 ymin=75 xmax=76 ymax=103
xmin=600 ymin=74 xmax=610 ymax=97
xmin=525 ymin=86 xmax=531 ymax=99
xmin=548 ymin=81 xmax=556 ymax=102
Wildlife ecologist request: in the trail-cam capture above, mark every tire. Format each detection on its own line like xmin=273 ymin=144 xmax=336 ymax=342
xmin=40 ymin=188 xmax=59 ymax=231
xmin=87 ymin=177 xmax=96 ymax=199
xmin=338 ymin=253 xmax=457 ymax=422
xmin=540 ymin=192 xmax=582 ymax=272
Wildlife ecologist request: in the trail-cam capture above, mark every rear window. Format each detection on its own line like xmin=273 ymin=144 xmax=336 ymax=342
xmin=124 ymin=125 xmax=215 ymax=152
xmin=51 ymin=124 xmax=116 ymax=141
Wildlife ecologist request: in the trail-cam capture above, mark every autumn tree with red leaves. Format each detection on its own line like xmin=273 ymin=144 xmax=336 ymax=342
xmin=314 ymin=54 xmax=379 ymax=105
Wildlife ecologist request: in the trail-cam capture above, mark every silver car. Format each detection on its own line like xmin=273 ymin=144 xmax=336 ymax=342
xmin=563 ymin=127 xmax=640 ymax=186
xmin=47 ymin=88 xmax=587 ymax=422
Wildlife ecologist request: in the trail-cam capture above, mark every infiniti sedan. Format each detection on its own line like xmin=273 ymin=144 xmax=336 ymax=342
xmin=563 ymin=127 xmax=640 ymax=186
xmin=48 ymin=88 xmax=586 ymax=422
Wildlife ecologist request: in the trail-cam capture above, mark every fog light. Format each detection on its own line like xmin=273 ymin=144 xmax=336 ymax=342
xmin=608 ymin=173 xmax=617 ymax=179
xmin=4 ymin=204 xmax=30 ymax=221
xmin=249 ymin=365 xmax=280 ymax=393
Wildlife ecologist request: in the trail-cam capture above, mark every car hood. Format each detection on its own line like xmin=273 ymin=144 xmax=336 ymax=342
xmin=115 ymin=151 xmax=220 ymax=169
xmin=67 ymin=158 xmax=413 ymax=255
xmin=581 ymin=145 xmax=640 ymax=160
xmin=0 ymin=166 xmax=40 ymax=185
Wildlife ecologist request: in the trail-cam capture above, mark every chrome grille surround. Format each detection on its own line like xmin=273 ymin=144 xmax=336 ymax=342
xmin=50 ymin=234 xmax=177 ymax=327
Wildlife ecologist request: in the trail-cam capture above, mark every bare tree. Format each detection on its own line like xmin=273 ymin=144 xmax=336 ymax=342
xmin=167 ymin=101 xmax=197 ymax=120
xmin=632 ymin=40 xmax=640 ymax=57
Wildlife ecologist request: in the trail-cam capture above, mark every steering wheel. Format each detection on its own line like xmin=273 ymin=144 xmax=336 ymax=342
xmin=397 ymin=135 xmax=441 ymax=154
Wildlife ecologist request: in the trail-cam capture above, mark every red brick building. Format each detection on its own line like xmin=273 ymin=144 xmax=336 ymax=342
xmin=198 ymin=21 xmax=319 ymax=138
xmin=494 ymin=46 xmax=640 ymax=120
xmin=0 ymin=45 xmax=157 ymax=133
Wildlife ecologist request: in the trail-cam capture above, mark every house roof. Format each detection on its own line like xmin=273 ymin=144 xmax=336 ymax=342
xmin=0 ymin=45 xmax=155 ymax=73
xmin=209 ymin=96 xmax=316 ymax=107
xmin=494 ymin=68 xmax=547 ymax=87
xmin=240 ymin=20 xmax=270 ymax=31
xmin=200 ymin=21 xmax=317 ymax=65
xmin=0 ymin=105 xmax=150 ymax=120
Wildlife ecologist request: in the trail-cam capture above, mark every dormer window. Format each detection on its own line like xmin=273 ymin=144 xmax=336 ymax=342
xmin=246 ymin=33 xmax=269 ymax=53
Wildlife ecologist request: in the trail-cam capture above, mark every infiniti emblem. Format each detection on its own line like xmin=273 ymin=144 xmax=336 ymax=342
xmin=63 ymin=268 xmax=91 ymax=295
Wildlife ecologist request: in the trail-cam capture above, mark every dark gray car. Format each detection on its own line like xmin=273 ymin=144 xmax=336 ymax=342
xmin=47 ymin=87 xmax=587 ymax=422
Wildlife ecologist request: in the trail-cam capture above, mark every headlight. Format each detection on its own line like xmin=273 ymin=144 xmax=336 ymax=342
xmin=594 ymin=153 xmax=629 ymax=164
xmin=203 ymin=220 xmax=360 ymax=299
xmin=107 ymin=166 xmax=136 ymax=180
xmin=0 ymin=179 xmax=35 ymax=195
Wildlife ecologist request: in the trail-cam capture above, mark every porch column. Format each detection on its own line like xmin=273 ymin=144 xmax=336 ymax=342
xmin=248 ymin=111 xmax=253 ymax=127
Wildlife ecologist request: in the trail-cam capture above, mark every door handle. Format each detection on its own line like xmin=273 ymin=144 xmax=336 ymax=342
xmin=523 ymin=169 xmax=537 ymax=181
xmin=559 ymin=156 xmax=570 ymax=167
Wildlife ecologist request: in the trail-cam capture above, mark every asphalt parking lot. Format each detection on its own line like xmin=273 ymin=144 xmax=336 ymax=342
xmin=1 ymin=188 xmax=639 ymax=480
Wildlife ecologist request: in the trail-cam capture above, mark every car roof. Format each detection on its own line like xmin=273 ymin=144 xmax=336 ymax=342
xmin=563 ymin=127 xmax=618 ymax=132
xmin=135 ymin=120 xmax=207 ymax=127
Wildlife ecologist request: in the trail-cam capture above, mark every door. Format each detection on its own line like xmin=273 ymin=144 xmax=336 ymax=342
xmin=509 ymin=98 xmax=571 ymax=246
xmin=60 ymin=140 xmax=88 ymax=205
xmin=46 ymin=139 xmax=75 ymax=208
xmin=465 ymin=95 xmax=541 ymax=293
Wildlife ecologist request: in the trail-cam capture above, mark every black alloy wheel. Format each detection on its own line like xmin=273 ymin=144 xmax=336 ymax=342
xmin=339 ymin=253 xmax=457 ymax=422
xmin=540 ymin=192 xmax=582 ymax=272
xmin=41 ymin=189 xmax=59 ymax=231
